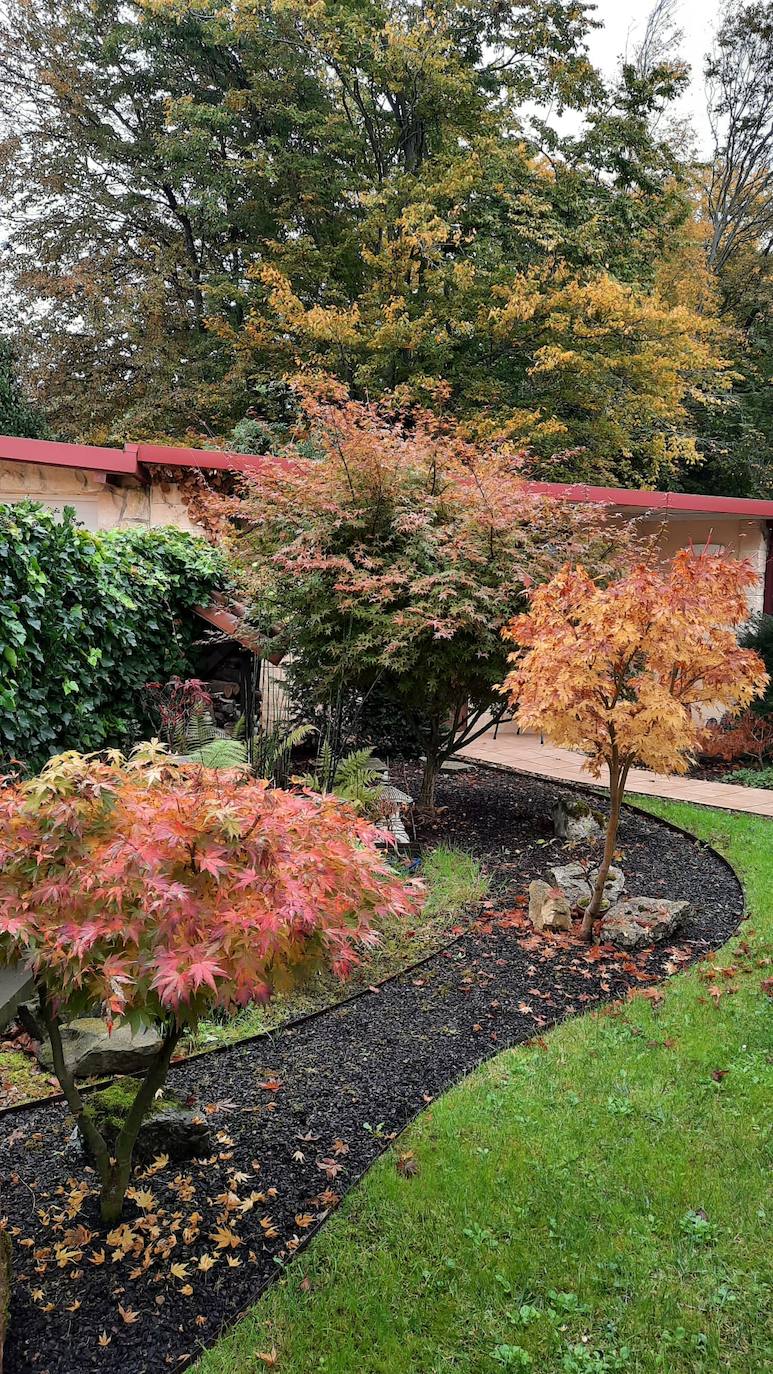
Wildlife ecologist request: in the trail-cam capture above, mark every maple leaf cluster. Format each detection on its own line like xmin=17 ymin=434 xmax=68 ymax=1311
xmin=211 ymin=377 xmax=627 ymax=805
xmin=0 ymin=742 xmax=418 ymax=1026
xmin=502 ymin=550 xmax=768 ymax=777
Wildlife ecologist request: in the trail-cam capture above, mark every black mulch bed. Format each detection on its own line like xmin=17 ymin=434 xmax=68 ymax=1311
xmin=1 ymin=767 xmax=744 ymax=1374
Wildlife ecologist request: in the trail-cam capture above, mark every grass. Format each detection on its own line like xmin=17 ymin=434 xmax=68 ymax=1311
xmin=195 ymin=802 xmax=773 ymax=1374
xmin=184 ymin=846 xmax=488 ymax=1052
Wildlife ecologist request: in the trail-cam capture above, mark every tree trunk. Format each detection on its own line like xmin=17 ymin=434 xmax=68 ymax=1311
xmin=581 ymin=760 xmax=627 ymax=940
xmin=37 ymin=986 xmax=181 ymax=1224
xmin=418 ymin=716 xmax=443 ymax=810
xmin=100 ymin=1024 xmax=182 ymax=1223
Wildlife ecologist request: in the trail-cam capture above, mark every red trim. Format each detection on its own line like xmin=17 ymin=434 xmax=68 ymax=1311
xmin=2 ymin=431 xmax=773 ymax=519
xmin=524 ymin=479 xmax=773 ymax=520
xmin=0 ymin=434 xmax=138 ymax=476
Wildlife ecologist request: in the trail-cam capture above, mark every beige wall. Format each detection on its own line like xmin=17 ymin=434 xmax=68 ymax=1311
xmin=626 ymin=513 xmax=767 ymax=615
xmin=2 ymin=463 xmax=769 ymax=615
xmin=0 ymin=460 xmax=203 ymax=534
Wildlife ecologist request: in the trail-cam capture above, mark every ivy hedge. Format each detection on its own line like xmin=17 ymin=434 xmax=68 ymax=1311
xmin=0 ymin=502 xmax=224 ymax=771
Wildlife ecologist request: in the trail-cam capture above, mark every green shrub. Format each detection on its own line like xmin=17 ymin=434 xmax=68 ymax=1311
xmin=740 ymin=613 xmax=773 ymax=715
xmin=0 ymin=503 xmax=224 ymax=770
xmin=729 ymin=765 xmax=773 ymax=789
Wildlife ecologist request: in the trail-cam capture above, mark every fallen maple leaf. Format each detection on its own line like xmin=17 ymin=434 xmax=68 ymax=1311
xmin=118 ymin=1304 xmax=140 ymax=1324
xmin=257 ymin=1351 xmax=279 ymax=1367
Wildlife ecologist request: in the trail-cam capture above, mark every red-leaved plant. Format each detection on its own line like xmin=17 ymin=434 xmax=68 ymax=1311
xmin=0 ymin=744 xmax=417 ymax=1221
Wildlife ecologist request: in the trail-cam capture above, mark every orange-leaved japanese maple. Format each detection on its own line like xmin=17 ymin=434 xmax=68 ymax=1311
xmin=502 ymin=550 xmax=768 ymax=938
xmin=0 ymin=745 xmax=417 ymax=1221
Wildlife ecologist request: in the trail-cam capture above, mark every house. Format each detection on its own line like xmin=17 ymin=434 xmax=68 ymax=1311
xmin=2 ymin=432 xmax=772 ymax=614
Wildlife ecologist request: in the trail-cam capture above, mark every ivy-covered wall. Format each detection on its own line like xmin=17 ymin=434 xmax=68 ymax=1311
xmin=0 ymin=502 xmax=224 ymax=771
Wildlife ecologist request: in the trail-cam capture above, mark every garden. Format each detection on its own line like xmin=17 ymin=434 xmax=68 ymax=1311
xmin=0 ymin=388 xmax=771 ymax=1374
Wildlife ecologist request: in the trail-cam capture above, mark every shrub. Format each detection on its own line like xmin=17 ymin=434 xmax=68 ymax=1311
xmin=698 ymin=710 xmax=773 ymax=767
xmin=0 ymin=745 xmax=417 ymax=1220
xmin=0 ymin=504 xmax=224 ymax=770
xmin=728 ymin=765 xmax=773 ymax=789
xmin=502 ymin=551 xmax=768 ymax=936
xmin=740 ymin=613 xmax=773 ymax=715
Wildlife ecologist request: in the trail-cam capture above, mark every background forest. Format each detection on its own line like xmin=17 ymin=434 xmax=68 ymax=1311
xmin=0 ymin=0 xmax=771 ymax=495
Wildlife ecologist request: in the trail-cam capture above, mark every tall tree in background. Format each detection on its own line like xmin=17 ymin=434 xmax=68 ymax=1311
xmin=0 ymin=337 xmax=48 ymax=438
xmin=0 ymin=0 xmax=748 ymax=491
xmin=691 ymin=2 xmax=773 ymax=496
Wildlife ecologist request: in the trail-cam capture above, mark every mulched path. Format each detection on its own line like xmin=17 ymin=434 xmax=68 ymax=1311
xmin=1 ymin=767 xmax=744 ymax=1374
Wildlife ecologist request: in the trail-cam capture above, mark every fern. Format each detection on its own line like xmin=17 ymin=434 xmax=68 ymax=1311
xmin=186 ymin=738 xmax=248 ymax=769
xmin=297 ymin=745 xmax=385 ymax=812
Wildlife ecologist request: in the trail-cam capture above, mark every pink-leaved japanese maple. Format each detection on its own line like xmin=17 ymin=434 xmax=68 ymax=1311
xmin=0 ymin=744 xmax=417 ymax=1220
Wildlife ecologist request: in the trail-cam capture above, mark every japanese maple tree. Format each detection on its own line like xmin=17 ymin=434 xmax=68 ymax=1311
xmin=502 ymin=550 xmax=768 ymax=938
xmin=0 ymin=744 xmax=416 ymax=1221
xmin=216 ymin=380 xmax=624 ymax=807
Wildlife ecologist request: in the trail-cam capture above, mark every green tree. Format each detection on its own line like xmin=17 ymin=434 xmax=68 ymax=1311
xmin=0 ymin=337 xmax=48 ymax=438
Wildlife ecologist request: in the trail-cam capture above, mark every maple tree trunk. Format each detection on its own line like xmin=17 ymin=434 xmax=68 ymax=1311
xmin=101 ymin=1025 xmax=182 ymax=1224
xmin=37 ymin=987 xmax=182 ymax=1224
xmin=581 ymin=760 xmax=627 ymax=940
xmin=418 ymin=716 xmax=443 ymax=810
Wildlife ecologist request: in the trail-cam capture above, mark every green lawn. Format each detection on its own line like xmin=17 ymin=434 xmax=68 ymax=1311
xmin=195 ymin=802 xmax=773 ymax=1374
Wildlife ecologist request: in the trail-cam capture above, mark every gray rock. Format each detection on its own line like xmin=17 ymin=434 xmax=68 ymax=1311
xmin=553 ymin=797 xmax=604 ymax=843
xmin=0 ymin=965 xmax=34 ymax=1032
xmin=528 ymin=880 xmax=572 ymax=932
xmin=73 ymin=1088 xmax=212 ymax=1165
xmin=601 ymin=897 xmax=690 ymax=951
xmin=550 ymin=862 xmax=625 ymax=910
xmin=37 ymin=1017 xmax=163 ymax=1079
xmin=131 ymin=1104 xmax=212 ymax=1164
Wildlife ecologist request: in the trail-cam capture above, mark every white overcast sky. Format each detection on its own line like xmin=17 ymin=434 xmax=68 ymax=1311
xmin=585 ymin=0 xmax=723 ymax=155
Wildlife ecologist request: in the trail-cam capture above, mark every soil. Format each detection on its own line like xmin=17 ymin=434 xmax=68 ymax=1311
xmin=0 ymin=767 xmax=744 ymax=1374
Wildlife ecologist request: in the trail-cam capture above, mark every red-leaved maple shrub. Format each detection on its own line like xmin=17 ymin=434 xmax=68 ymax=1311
xmin=0 ymin=744 xmax=417 ymax=1221
xmin=502 ymin=551 xmax=768 ymax=938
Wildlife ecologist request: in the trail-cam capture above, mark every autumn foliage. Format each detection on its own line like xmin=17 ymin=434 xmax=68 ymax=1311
xmin=217 ymin=380 xmax=625 ymax=806
xmin=502 ymin=550 xmax=768 ymax=936
xmin=0 ymin=744 xmax=416 ymax=1219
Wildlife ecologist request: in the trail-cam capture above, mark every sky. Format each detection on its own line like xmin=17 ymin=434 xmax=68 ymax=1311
xmin=584 ymin=0 xmax=724 ymax=155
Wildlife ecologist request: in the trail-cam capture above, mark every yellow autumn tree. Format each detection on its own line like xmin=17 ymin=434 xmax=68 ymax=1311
xmin=501 ymin=550 xmax=768 ymax=937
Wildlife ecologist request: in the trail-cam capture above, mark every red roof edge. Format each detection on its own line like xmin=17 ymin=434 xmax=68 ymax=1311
xmin=1 ymin=431 xmax=772 ymax=518
xmin=524 ymin=480 xmax=773 ymax=519
xmin=0 ymin=433 xmax=138 ymax=476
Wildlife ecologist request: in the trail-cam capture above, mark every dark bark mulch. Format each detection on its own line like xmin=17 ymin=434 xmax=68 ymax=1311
xmin=0 ymin=768 xmax=743 ymax=1374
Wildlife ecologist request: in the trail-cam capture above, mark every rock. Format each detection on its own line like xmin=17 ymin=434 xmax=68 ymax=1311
xmin=37 ymin=1017 xmax=163 ymax=1079
xmin=528 ymin=880 xmax=573 ymax=932
xmin=601 ymin=897 xmax=690 ymax=951
xmin=0 ymin=964 xmax=34 ymax=1033
xmin=553 ymin=796 xmax=604 ymax=843
xmin=550 ymin=863 xmax=625 ymax=910
xmin=76 ymin=1078 xmax=212 ymax=1164
xmin=0 ymin=1229 xmax=10 ymax=1374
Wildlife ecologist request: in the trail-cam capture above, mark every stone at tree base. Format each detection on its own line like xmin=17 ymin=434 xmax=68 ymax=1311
xmin=600 ymin=897 xmax=690 ymax=951
xmin=552 ymin=796 xmax=604 ymax=843
xmin=76 ymin=1078 xmax=212 ymax=1164
xmin=528 ymin=880 xmax=573 ymax=932
xmin=37 ymin=1018 xmax=162 ymax=1079
xmin=550 ymin=863 xmax=625 ymax=910
xmin=0 ymin=1228 xmax=10 ymax=1374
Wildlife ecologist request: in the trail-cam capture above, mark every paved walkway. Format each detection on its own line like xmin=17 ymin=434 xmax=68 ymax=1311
xmin=460 ymin=725 xmax=773 ymax=817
